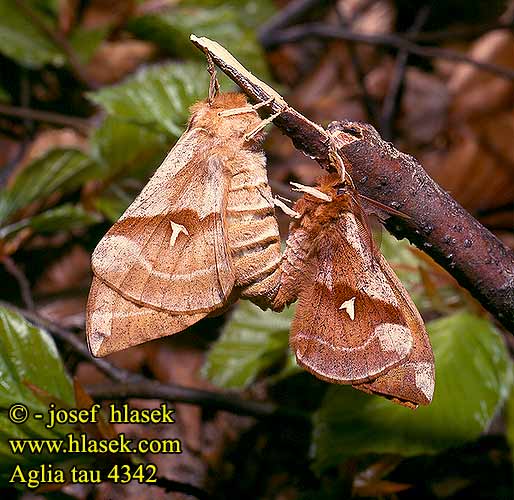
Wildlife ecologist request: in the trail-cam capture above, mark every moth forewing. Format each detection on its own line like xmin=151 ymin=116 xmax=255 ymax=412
xmin=86 ymin=277 xmax=207 ymax=357
xmin=288 ymin=212 xmax=414 ymax=384
xmin=277 ymin=174 xmax=434 ymax=407
xmin=87 ymin=92 xmax=282 ymax=357
xmin=352 ymin=251 xmax=435 ymax=407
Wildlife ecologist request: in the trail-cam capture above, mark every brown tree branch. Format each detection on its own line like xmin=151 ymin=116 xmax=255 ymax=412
xmin=190 ymin=35 xmax=514 ymax=333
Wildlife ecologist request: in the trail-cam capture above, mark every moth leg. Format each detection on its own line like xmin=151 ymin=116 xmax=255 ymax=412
xmin=206 ymin=52 xmax=220 ymax=104
xmin=217 ymin=97 xmax=275 ymax=117
xmin=244 ymin=111 xmax=282 ymax=141
xmin=273 ymin=197 xmax=300 ymax=219
xmin=328 ymin=144 xmax=347 ymax=181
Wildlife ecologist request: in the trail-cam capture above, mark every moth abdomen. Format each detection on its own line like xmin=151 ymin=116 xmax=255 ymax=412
xmin=226 ymin=150 xmax=281 ymax=296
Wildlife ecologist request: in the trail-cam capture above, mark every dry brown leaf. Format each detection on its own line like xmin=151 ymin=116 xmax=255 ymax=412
xmin=365 ymin=57 xmax=396 ymax=100
xmin=424 ymin=113 xmax=514 ymax=213
xmin=82 ymin=0 xmax=137 ymax=30
xmin=354 ymin=479 xmax=412 ymax=497
xmin=58 ymin=0 xmax=79 ymax=34
xmin=7 ymin=128 xmax=88 ymax=187
xmin=352 ymin=455 xmax=409 ymax=497
xmin=449 ymin=31 xmax=514 ymax=119
xmin=399 ymin=68 xmax=449 ymax=145
xmin=85 ymin=40 xmax=158 ymax=85
xmin=340 ymin=0 xmax=394 ymax=36
xmin=37 ymin=296 xmax=87 ymax=328
xmin=148 ymin=343 xmax=205 ymax=452
xmin=35 ymin=245 xmax=91 ymax=295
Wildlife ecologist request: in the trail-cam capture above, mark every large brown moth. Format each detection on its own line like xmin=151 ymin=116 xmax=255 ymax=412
xmin=86 ymin=91 xmax=283 ymax=357
xmin=270 ymin=158 xmax=435 ymax=408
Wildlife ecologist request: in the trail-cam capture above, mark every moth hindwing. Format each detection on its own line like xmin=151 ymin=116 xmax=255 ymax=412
xmin=87 ymin=93 xmax=281 ymax=357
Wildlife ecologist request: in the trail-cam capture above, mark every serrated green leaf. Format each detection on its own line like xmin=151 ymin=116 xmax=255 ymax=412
xmin=202 ymin=301 xmax=295 ymax=389
xmin=0 ymin=203 xmax=101 ymax=239
xmin=0 ymin=306 xmax=75 ymax=471
xmin=91 ymin=116 xmax=170 ymax=179
xmin=0 ymin=1 xmax=64 ymax=68
xmin=311 ymin=312 xmax=513 ymax=473
xmin=88 ymin=61 xmax=218 ymax=137
xmin=0 ymin=148 xmax=103 ymax=226
xmin=127 ymin=0 xmax=274 ymax=77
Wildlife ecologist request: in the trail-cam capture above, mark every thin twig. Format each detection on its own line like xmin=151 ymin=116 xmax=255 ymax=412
xmin=0 ymin=301 xmax=309 ymax=421
xmin=335 ymin=3 xmax=380 ymax=127
xmin=86 ymin=382 xmax=309 ymax=422
xmin=14 ymin=0 xmax=99 ymax=90
xmin=381 ymin=6 xmax=431 ymax=140
xmin=0 ymin=300 xmax=133 ymax=383
xmin=259 ymin=0 xmax=338 ymax=45
xmin=1 ymin=257 xmax=35 ymax=311
xmin=261 ymin=23 xmax=514 ymax=80
xmin=154 ymin=476 xmax=211 ymax=500
xmin=0 ymin=103 xmax=91 ymax=133
xmin=405 ymin=21 xmax=514 ymax=43
xmin=0 ymin=72 xmax=33 ymax=185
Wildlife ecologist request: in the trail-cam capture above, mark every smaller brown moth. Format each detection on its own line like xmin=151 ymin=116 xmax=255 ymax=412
xmin=87 ymin=91 xmax=282 ymax=357
xmin=270 ymin=163 xmax=435 ymax=407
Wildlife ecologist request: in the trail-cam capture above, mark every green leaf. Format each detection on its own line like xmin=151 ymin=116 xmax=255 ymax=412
xmin=0 ymin=306 xmax=75 ymax=472
xmin=0 ymin=1 xmax=64 ymax=68
xmin=91 ymin=116 xmax=170 ymax=180
xmin=505 ymin=384 xmax=514 ymax=475
xmin=88 ymin=61 xmax=217 ymax=137
xmin=379 ymin=232 xmax=461 ymax=311
xmin=69 ymin=26 xmax=108 ymax=64
xmin=0 ymin=84 xmax=11 ymax=103
xmin=312 ymin=312 xmax=513 ymax=473
xmin=0 ymin=148 xmax=103 ymax=226
xmin=127 ymin=0 xmax=274 ymax=76
xmin=202 ymin=301 xmax=294 ymax=389
xmin=183 ymin=0 xmax=275 ymax=28
xmin=93 ymin=187 xmax=130 ymax=222
xmin=0 ymin=203 xmax=101 ymax=239
xmin=33 ymin=0 xmax=59 ymax=16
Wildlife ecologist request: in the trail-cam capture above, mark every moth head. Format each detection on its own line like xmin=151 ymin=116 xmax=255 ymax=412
xmin=294 ymin=173 xmax=352 ymax=204
xmin=290 ymin=182 xmax=332 ymax=203
xmin=290 ymin=174 xmax=356 ymax=225
xmin=188 ymin=92 xmax=263 ymax=143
